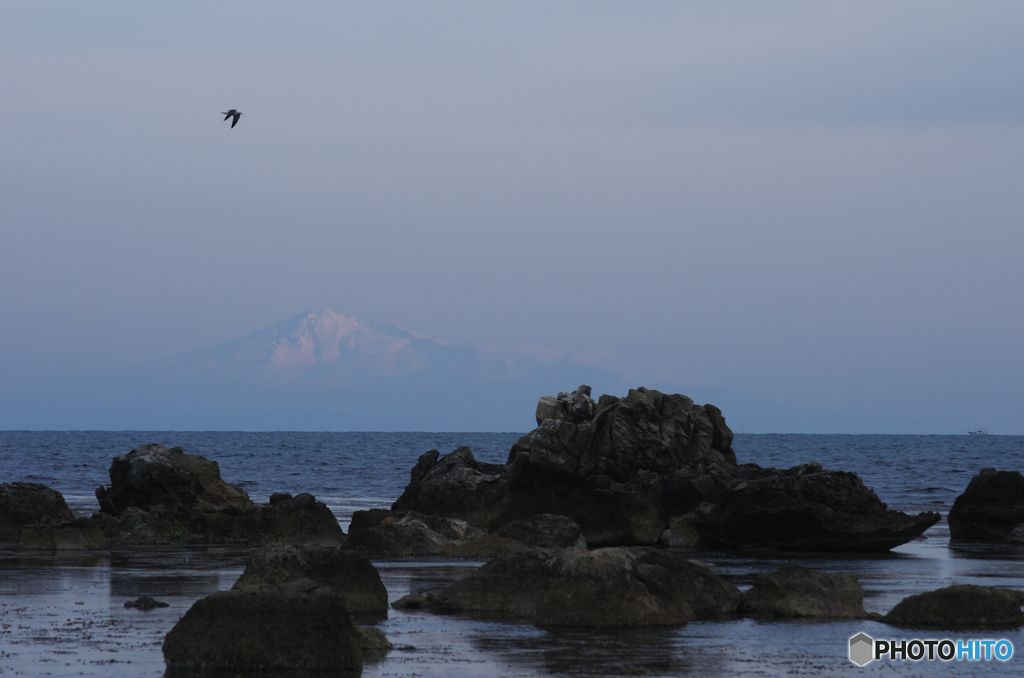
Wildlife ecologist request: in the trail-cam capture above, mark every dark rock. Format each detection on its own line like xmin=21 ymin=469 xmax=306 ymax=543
xmin=96 ymin=443 xmax=253 ymax=518
xmin=162 ymin=589 xmax=362 ymax=672
xmin=493 ymin=514 xmax=585 ymax=548
xmin=389 ymin=388 xmax=936 ymax=551
xmin=232 ymin=492 xmax=345 ymax=546
xmin=693 ymin=465 xmax=940 ymax=551
xmin=0 ymin=482 xmax=74 ymax=541
xmin=346 ymin=511 xmax=487 ymax=557
xmin=392 ymin=593 xmax=431 ymax=610
xmin=423 ymin=546 xmax=740 ymax=627
xmin=17 ymin=518 xmax=108 ymax=550
xmin=357 ymin=626 xmax=393 ymax=658
xmin=125 ymin=596 xmax=169 ymax=611
xmin=91 ymin=444 xmax=344 ymax=546
xmin=535 ymin=385 xmax=597 ymax=426
xmin=948 ymin=469 xmax=1024 ymax=542
xmin=391 ymin=447 xmax=510 ymax=528
xmin=883 ymin=585 xmax=1024 ymax=628
xmin=508 ymin=387 xmax=734 ymax=487
xmin=741 ymin=564 xmax=867 ymax=618
xmin=232 ymin=544 xmax=388 ymax=614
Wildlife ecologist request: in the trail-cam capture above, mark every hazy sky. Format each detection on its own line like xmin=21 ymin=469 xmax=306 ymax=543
xmin=2 ymin=2 xmax=1023 ymax=432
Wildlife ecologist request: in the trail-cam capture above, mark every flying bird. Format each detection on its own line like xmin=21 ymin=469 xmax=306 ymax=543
xmin=221 ymin=109 xmax=242 ymax=128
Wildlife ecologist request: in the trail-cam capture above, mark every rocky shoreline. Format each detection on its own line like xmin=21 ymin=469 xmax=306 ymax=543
xmin=2 ymin=385 xmax=1023 ymax=674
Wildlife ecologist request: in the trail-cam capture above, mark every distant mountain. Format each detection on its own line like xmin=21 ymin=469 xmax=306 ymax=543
xmin=98 ymin=310 xmax=633 ymax=431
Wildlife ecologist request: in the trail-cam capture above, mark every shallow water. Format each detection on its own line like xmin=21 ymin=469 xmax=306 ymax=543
xmin=2 ymin=432 xmax=1024 ymax=676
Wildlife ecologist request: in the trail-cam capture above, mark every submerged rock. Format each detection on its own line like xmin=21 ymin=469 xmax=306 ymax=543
xmin=883 ymin=585 xmax=1024 ymax=628
xmin=741 ymin=563 xmax=868 ymax=618
xmin=125 ymin=596 xmax=169 ymax=611
xmin=948 ymin=469 xmax=1024 ymax=542
xmin=0 ymin=482 xmax=74 ymax=541
xmin=163 ymin=589 xmax=362 ymax=673
xmin=232 ymin=543 xmax=388 ymax=614
xmin=421 ymin=546 xmax=740 ymax=627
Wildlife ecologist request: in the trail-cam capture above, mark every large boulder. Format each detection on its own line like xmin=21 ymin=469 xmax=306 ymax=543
xmin=390 ymin=388 xmax=937 ymax=551
xmin=391 ymin=447 xmax=511 ymax=528
xmin=163 ymin=589 xmax=362 ymax=673
xmin=0 ymin=482 xmax=74 ymax=541
xmin=414 ymin=546 xmax=740 ymax=627
xmin=741 ymin=564 xmax=868 ymax=618
xmin=883 ymin=585 xmax=1024 ymax=628
xmin=948 ymin=469 xmax=1024 ymax=542
xmin=232 ymin=544 xmax=388 ymax=614
xmin=230 ymin=492 xmax=346 ymax=546
xmin=508 ymin=387 xmax=735 ymax=488
xmin=692 ymin=464 xmax=940 ymax=551
xmin=96 ymin=444 xmax=253 ymax=520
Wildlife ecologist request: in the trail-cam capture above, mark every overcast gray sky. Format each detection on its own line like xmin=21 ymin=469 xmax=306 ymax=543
xmin=2 ymin=1 xmax=1023 ymax=432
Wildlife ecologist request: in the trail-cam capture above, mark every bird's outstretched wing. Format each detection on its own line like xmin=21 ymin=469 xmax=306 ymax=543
xmin=222 ymin=110 xmax=234 ymax=121
xmin=230 ymin=113 xmax=240 ymax=128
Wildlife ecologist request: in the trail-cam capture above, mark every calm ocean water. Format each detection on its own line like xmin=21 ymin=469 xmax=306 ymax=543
xmin=2 ymin=431 xmax=1024 ymax=677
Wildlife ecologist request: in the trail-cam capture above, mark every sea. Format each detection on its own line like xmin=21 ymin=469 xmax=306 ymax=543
xmin=1 ymin=431 xmax=1023 ymax=677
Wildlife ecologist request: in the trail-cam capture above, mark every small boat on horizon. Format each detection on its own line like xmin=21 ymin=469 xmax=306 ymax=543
xmin=967 ymin=428 xmax=990 ymax=435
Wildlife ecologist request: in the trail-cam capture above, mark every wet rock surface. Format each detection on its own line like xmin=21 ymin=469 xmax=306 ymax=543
xmin=417 ymin=546 xmax=741 ymax=627
xmin=741 ymin=563 xmax=868 ymax=618
xmin=0 ymin=482 xmax=74 ymax=541
xmin=883 ymin=585 xmax=1024 ymax=628
xmin=17 ymin=517 xmax=108 ymax=550
xmin=948 ymin=469 xmax=1024 ymax=542
xmin=162 ymin=588 xmax=363 ymax=673
xmin=232 ymin=543 xmax=388 ymax=614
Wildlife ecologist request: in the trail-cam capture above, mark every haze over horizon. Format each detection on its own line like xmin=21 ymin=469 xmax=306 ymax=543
xmin=2 ymin=2 xmax=1023 ymax=433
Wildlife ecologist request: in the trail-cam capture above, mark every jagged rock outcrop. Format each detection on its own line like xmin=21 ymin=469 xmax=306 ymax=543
xmin=390 ymin=387 xmax=938 ymax=551
xmin=741 ymin=564 xmax=868 ymax=618
xmin=232 ymin=544 xmax=388 ymax=614
xmin=692 ymin=464 xmax=940 ymax=551
xmin=400 ymin=546 xmax=740 ymax=627
xmin=391 ymin=447 xmax=510 ymax=527
xmin=0 ymin=482 xmax=75 ymax=541
xmin=948 ymin=469 xmax=1024 ymax=542
xmin=508 ymin=387 xmax=736 ymax=488
xmin=883 ymin=585 xmax=1024 ymax=628
xmin=162 ymin=589 xmax=363 ymax=673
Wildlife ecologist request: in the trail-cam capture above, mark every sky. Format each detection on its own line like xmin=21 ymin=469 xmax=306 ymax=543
xmin=2 ymin=2 xmax=1023 ymax=433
